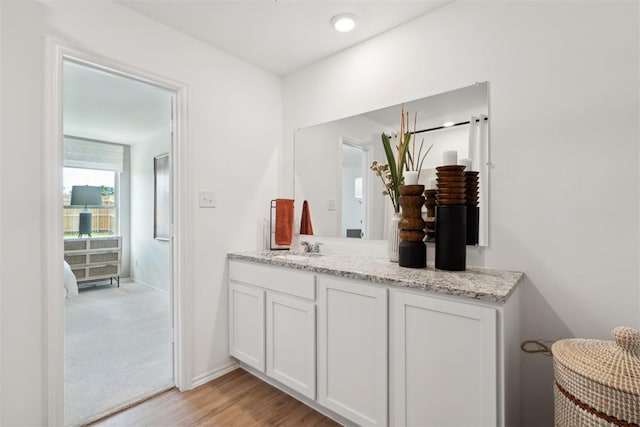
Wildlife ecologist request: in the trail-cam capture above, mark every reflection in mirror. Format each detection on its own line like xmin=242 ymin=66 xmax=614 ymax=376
xmin=341 ymin=141 xmax=367 ymax=239
xmin=294 ymin=82 xmax=489 ymax=246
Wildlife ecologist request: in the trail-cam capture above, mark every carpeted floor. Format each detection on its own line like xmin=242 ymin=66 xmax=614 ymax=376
xmin=64 ymin=281 xmax=173 ymax=427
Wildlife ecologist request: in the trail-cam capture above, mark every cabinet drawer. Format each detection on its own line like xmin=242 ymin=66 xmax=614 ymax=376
xmin=65 ymin=254 xmax=88 ymax=266
xmin=229 ymin=260 xmax=315 ymax=300
xmin=71 ymin=268 xmax=86 ymax=279
xmin=90 ymin=238 xmax=120 ymax=250
xmin=88 ymin=264 xmax=119 ymax=278
xmin=64 ymin=240 xmax=88 ymax=251
xmin=89 ymin=252 xmax=120 ymax=263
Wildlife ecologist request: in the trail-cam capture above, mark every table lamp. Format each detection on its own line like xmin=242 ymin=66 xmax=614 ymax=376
xmin=70 ymin=185 xmax=102 ymax=237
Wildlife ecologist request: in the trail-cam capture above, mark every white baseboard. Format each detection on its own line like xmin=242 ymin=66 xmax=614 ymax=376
xmin=190 ymin=361 xmax=239 ymax=389
xmin=133 ymin=279 xmax=169 ymax=294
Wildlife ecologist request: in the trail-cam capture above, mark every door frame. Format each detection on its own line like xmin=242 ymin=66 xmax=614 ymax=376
xmin=43 ymin=39 xmax=194 ymax=426
xmin=338 ymin=136 xmax=371 ymax=238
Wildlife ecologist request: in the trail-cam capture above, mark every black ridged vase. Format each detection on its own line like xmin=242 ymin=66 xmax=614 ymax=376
xmin=466 ymin=206 xmax=479 ymax=246
xmin=435 ymin=165 xmax=467 ymax=271
xmin=435 ymin=205 xmax=467 ymax=271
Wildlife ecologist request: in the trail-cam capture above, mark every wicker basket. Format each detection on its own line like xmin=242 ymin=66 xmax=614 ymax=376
xmin=552 ymin=327 xmax=640 ymax=426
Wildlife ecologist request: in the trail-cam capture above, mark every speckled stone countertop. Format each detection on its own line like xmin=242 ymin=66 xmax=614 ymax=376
xmin=227 ymin=251 xmax=523 ymax=304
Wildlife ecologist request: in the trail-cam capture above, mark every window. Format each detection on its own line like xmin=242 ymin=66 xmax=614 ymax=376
xmin=63 ymin=167 xmax=117 ymax=237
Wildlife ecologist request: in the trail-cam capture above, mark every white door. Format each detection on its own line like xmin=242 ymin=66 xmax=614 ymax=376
xmin=266 ymin=293 xmax=316 ymax=399
xmin=318 ymin=276 xmax=388 ymax=426
xmin=341 ymin=140 xmax=368 ymax=238
xmin=229 ymin=282 xmax=265 ymax=372
xmin=391 ymin=291 xmax=498 ymax=426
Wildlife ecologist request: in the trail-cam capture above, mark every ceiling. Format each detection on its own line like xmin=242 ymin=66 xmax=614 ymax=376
xmin=63 ymin=2 xmax=452 ymax=144
xmin=63 ymin=60 xmax=172 ymax=144
xmin=117 ymin=0 xmax=451 ymax=76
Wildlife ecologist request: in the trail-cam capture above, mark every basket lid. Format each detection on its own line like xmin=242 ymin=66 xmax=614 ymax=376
xmin=552 ymin=327 xmax=640 ymax=395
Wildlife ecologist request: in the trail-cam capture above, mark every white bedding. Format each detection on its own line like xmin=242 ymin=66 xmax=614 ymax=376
xmin=64 ymin=260 xmax=79 ymax=298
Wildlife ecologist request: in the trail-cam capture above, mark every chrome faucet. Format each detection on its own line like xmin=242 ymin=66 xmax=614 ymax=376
xmin=300 ymin=241 xmax=323 ymax=253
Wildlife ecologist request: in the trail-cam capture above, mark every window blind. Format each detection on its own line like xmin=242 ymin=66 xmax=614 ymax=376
xmin=63 ymin=137 xmax=124 ymax=172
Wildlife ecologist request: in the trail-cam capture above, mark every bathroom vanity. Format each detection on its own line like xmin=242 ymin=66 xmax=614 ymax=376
xmin=227 ymin=251 xmax=523 ymax=426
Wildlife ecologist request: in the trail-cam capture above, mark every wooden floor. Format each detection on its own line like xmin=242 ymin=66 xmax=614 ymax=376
xmin=90 ymin=368 xmax=340 ymax=426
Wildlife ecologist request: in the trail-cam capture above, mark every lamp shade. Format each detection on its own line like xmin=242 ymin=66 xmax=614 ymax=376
xmin=70 ymin=185 xmax=103 ymax=207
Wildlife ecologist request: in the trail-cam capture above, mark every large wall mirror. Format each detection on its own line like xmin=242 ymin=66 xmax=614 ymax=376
xmin=294 ymin=82 xmax=489 ymax=246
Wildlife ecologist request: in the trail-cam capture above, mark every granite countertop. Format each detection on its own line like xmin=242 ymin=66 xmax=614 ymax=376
xmin=228 ymin=251 xmax=523 ymax=304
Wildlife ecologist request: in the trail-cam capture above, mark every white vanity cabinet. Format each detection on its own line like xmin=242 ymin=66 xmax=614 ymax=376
xmin=390 ymin=286 xmax=521 ymax=427
xmin=229 ymin=261 xmax=317 ymax=399
xmin=229 ymin=282 xmax=265 ymax=371
xmin=228 ymin=254 xmax=522 ymax=427
xmin=317 ymin=277 xmax=388 ymax=426
xmin=391 ymin=290 xmax=497 ymax=426
xmin=265 ymin=292 xmax=316 ymax=399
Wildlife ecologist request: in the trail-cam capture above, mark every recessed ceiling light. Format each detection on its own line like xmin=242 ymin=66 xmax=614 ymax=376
xmin=442 ymin=121 xmax=455 ymax=127
xmin=331 ymin=14 xmax=357 ymax=33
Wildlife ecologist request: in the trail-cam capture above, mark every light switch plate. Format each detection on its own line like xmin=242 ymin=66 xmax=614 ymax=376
xmin=327 ymin=198 xmax=336 ymax=211
xmin=199 ymin=190 xmax=216 ymax=208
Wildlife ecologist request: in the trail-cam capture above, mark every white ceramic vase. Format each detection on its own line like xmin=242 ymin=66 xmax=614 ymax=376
xmin=404 ymin=171 xmax=419 ymax=185
xmin=388 ymin=212 xmax=401 ymax=262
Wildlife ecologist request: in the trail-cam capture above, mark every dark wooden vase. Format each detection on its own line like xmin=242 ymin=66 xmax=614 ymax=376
xmin=465 ymin=171 xmax=479 ymax=245
xmin=398 ymin=184 xmax=426 ymax=268
xmin=424 ymin=189 xmax=436 ymax=241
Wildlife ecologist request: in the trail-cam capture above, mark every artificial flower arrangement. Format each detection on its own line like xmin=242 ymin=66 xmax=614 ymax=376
xmin=370 ymin=104 xmax=433 ymax=213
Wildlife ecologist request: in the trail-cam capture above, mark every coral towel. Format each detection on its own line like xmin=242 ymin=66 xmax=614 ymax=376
xmin=275 ymin=198 xmax=294 ymax=245
xmin=300 ymin=200 xmax=314 ymax=235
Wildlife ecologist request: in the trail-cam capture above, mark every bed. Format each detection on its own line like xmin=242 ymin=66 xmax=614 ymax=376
xmin=64 ymin=260 xmax=79 ymax=298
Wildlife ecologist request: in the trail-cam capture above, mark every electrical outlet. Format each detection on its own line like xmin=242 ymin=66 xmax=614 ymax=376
xmin=199 ymin=190 xmax=216 ymax=208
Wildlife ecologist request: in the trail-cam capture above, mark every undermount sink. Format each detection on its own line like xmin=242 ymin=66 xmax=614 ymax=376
xmin=271 ymin=252 xmax=324 ymax=261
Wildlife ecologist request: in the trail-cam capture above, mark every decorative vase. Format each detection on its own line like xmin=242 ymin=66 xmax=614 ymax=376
xmin=388 ymin=212 xmax=401 ymax=262
xmin=398 ymin=185 xmax=426 ymax=268
xmin=465 ymin=171 xmax=479 ymax=245
xmin=435 ymin=205 xmax=467 ymax=271
xmin=404 ymin=171 xmax=419 ymax=185
xmin=424 ymin=189 xmax=437 ymax=241
xmin=466 ymin=206 xmax=479 ymax=246
xmin=434 ymin=165 xmax=467 ymax=271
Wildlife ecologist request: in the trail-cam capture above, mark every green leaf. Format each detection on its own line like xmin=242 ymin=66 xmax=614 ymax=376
xmin=415 ymin=141 xmax=434 ymax=180
xmin=381 ymin=133 xmax=400 ymax=211
xmin=398 ymin=132 xmax=411 ymax=176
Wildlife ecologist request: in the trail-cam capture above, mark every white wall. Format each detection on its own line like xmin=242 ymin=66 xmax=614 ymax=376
xmin=130 ymin=131 xmax=171 ymax=292
xmin=283 ymin=2 xmax=639 ymax=425
xmin=120 ymin=145 xmax=131 ymax=277
xmin=0 ymin=1 xmax=281 ymax=425
xmin=0 ymin=0 xmax=5 ymax=421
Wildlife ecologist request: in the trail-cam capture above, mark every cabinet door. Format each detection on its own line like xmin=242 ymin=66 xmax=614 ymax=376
xmin=229 ymin=282 xmax=265 ymax=372
xmin=391 ymin=291 xmax=497 ymax=427
xmin=266 ymin=293 xmax=316 ymax=399
xmin=318 ymin=277 xmax=388 ymax=426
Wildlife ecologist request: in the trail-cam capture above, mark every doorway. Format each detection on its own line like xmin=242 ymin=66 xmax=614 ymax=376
xmin=62 ymin=59 xmax=178 ymax=426
xmin=340 ymin=139 xmax=370 ymax=239
xmin=43 ymin=44 xmax=189 ymax=427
